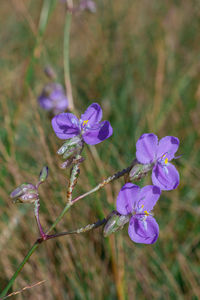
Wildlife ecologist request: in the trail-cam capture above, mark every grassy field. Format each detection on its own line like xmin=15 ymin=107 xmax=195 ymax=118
xmin=0 ymin=0 xmax=200 ymax=299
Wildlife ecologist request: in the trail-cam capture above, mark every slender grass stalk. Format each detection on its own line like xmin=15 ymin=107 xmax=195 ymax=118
xmin=26 ymin=0 xmax=56 ymax=85
xmin=0 ymin=242 xmax=40 ymax=298
xmin=64 ymin=12 xmax=74 ymax=110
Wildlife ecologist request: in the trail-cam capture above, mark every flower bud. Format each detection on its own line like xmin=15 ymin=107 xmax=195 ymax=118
xmin=38 ymin=83 xmax=68 ymax=115
xmin=103 ymin=211 xmax=130 ymax=237
xmin=129 ymin=161 xmax=153 ymax=181
xmin=10 ymin=183 xmax=39 ymax=204
xmin=57 ymin=136 xmax=84 ymax=160
xmin=44 ymin=65 xmax=56 ymax=80
xmin=39 ymin=166 xmax=49 ymax=183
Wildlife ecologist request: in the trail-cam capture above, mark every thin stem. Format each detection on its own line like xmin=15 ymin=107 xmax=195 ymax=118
xmin=34 ymin=200 xmax=47 ymax=240
xmin=46 ymin=218 xmax=107 ymax=240
xmin=64 ymin=11 xmax=74 ymax=110
xmin=45 ymin=202 xmax=72 ymax=235
xmin=72 ymin=160 xmax=136 ymax=204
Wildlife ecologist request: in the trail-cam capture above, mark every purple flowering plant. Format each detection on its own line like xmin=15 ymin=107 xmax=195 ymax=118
xmin=136 ymin=133 xmax=180 ymax=191
xmin=52 ymin=103 xmax=113 ymax=145
xmin=1 ymin=6 xmax=181 ymax=297
xmin=116 ymin=183 xmax=161 ymax=244
xmin=38 ymin=83 xmax=69 ymax=115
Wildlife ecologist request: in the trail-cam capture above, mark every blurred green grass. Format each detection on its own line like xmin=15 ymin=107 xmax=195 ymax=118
xmin=1 ymin=0 xmax=200 ymax=299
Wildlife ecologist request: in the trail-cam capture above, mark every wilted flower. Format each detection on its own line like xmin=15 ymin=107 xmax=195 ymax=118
xmin=10 ymin=183 xmax=39 ymax=203
xmin=136 ymin=134 xmax=180 ymax=190
xmin=52 ymin=103 xmax=113 ymax=145
xmin=38 ymin=83 xmax=68 ymax=115
xmin=116 ymin=183 xmax=161 ymax=244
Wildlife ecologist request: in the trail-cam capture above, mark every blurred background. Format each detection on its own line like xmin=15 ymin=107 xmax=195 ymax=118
xmin=0 ymin=0 xmax=200 ymax=299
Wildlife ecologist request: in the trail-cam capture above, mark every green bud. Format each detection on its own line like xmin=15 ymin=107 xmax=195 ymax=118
xmin=39 ymin=166 xmax=49 ymax=183
xmin=57 ymin=136 xmax=82 ymax=155
xmin=103 ymin=211 xmax=130 ymax=237
xmin=129 ymin=162 xmax=152 ymax=181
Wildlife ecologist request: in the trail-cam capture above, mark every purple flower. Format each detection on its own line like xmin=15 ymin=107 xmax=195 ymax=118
xmin=116 ymin=183 xmax=161 ymax=244
xmin=52 ymin=103 xmax=113 ymax=145
xmin=38 ymin=83 xmax=68 ymax=115
xmin=136 ymin=133 xmax=180 ymax=191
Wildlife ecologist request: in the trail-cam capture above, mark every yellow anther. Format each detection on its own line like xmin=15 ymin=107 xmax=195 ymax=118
xmin=164 ymin=158 xmax=168 ymax=164
xmin=141 ymin=204 xmax=144 ymax=208
xmin=144 ymin=210 xmax=149 ymax=216
xmin=83 ymin=120 xmax=89 ymax=126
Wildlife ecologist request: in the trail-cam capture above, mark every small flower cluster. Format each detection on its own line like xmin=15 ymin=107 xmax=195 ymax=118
xmin=51 ymin=103 xmax=113 ymax=167
xmin=51 ymin=103 xmax=180 ymax=245
xmin=106 ymin=133 xmax=180 ymax=244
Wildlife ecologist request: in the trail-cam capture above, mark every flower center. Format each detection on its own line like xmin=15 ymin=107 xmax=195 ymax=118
xmin=163 ymin=154 xmax=168 ymax=165
xmin=82 ymin=120 xmax=89 ymax=126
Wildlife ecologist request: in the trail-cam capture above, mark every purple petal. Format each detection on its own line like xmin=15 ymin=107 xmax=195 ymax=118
xmin=128 ymin=215 xmax=159 ymax=244
xmin=39 ymin=96 xmax=54 ymax=110
xmin=152 ymin=163 xmax=180 ymax=191
xmin=52 ymin=113 xmax=80 ymax=139
xmin=38 ymin=83 xmax=68 ymax=113
xmin=82 ymin=120 xmax=113 ymax=145
xmin=136 ymin=133 xmax=158 ymax=164
xmin=157 ymin=136 xmax=179 ymax=161
xmin=137 ymin=185 xmax=161 ymax=212
xmin=81 ymin=103 xmax=102 ymax=126
xmin=116 ymin=183 xmax=140 ymax=215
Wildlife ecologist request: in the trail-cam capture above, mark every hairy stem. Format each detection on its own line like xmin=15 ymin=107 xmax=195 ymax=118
xmin=45 ymin=218 xmax=107 ymax=240
xmin=72 ymin=160 xmax=136 ymax=204
xmin=66 ymin=155 xmax=82 ymax=203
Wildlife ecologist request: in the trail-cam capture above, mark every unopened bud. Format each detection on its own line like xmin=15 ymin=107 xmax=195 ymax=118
xmin=129 ymin=161 xmax=153 ymax=181
xmin=44 ymin=65 xmax=57 ymax=79
xmin=103 ymin=211 xmax=130 ymax=237
xmin=57 ymin=136 xmax=83 ymax=160
xmin=39 ymin=166 xmax=48 ymax=183
xmin=10 ymin=183 xmax=39 ymax=204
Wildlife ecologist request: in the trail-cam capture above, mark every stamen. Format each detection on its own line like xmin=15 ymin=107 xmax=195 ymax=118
xmin=164 ymin=158 xmax=168 ymax=164
xmin=144 ymin=210 xmax=149 ymax=216
xmin=82 ymin=120 xmax=89 ymax=126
